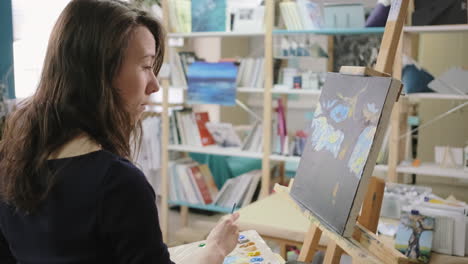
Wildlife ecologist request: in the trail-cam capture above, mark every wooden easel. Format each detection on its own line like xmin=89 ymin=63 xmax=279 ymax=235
xmin=275 ymin=178 xmax=412 ymax=264
xmin=276 ymin=1 xmax=412 ymax=263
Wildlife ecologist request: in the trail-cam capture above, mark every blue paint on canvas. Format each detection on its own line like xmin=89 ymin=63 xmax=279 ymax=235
xmin=187 ymin=61 xmax=238 ymax=106
xmin=192 ymin=0 xmax=226 ymax=32
xmin=348 ymin=126 xmax=376 ymax=178
xmin=330 ymin=104 xmax=350 ymax=123
xmin=310 ymin=116 xmax=344 ymax=158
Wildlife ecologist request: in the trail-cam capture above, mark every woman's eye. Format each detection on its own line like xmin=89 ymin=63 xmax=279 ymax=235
xmin=143 ymin=65 xmax=153 ymax=70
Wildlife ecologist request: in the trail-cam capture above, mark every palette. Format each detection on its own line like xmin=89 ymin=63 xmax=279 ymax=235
xmin=169 ymin=230 xmax=281 ymax=264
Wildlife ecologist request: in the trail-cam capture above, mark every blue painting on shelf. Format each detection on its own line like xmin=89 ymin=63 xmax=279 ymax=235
xmin=187 ymin=61 xmax=238 ymax=106
xmin=192 ymin=0 xmax=226 ymax=32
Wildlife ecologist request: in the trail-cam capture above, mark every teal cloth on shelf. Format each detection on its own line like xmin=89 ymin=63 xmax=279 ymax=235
xmin=285 ymin=160 xmax=300 ymax=178
xmin=189 ymin=153 xmax=261 ymax=189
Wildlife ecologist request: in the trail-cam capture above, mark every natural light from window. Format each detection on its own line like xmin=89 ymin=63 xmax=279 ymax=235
xmin=12 ymin=0 xmax=70 ymax=99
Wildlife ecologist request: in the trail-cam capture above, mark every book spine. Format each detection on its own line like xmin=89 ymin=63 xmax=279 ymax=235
xmin=190 ymin=166 xmax=213 ymax=204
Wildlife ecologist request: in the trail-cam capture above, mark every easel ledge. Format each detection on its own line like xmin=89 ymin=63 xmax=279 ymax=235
xmin=274 ymin=184 xmax=414 ymax=264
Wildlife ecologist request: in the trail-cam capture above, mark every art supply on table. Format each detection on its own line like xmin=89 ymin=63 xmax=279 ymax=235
xmin=169 ymin=230 xmax=281 ymax=264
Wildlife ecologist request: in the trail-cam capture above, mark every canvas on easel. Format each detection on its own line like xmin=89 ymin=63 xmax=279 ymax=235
xmin=290 ymin=72 xmax=402 ymax=238
xmin=289 ymin=0 xmax=410 ymax=240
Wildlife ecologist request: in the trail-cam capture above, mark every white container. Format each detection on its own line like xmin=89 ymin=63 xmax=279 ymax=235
xmin=380 ymin=183 xmax=432 ymax=219
xmin=282 ymin=68 xmax=298 ymax=89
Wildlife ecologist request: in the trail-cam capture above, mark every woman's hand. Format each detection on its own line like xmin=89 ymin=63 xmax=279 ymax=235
xmin=180 ymin=212 xmax=240 ymax=264
xmin=206 ymin=212 xmax=240 ymax=258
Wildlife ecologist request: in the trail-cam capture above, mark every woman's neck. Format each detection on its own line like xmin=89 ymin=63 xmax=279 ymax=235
xmin=48 ymin=133 xmax=102 ymax=160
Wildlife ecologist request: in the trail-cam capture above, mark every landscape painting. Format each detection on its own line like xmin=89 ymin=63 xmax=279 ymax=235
xmin=290 ymin=72 xmax=401 ymax=237
xmin=187 ymin=61 xmax=237 ymax=106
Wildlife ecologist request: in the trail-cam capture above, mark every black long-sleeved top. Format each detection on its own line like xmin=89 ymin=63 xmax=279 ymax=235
xmin=0 ymin=150 xmax=174 ymax=264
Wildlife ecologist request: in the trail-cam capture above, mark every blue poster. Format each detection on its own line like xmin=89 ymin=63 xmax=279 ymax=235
xmin=192 ymin=0 xmax=226 ymax=32
xmin=187 ymin=61 xmax=237 ymax=106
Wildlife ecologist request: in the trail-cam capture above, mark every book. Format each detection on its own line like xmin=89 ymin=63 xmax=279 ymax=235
xmin=297 ymin=0 xmax=324 ymax=30
xmin=194 ymin=112 xmax=216 ymax=146
xmin=277 ymin=98 xmax=287 ymax=154
xmin=241 ymin=121 xmax=262 ymax=152
xmin=168 ymin=0 xmax=191 ymax=33
xmin=205 ymin=122 xmax=242 ymax=147
xmin=409 ymin=200 xmax=467 ymax=256
xmin=175 ymin=161 xmax=200 ymax=204
xmin=198 ymin=164 xmax=219 ymax=198
xmin=232 ymin=6 xmax=265 ymax=33
xmin=188 ymin=165 xmax=213 ymax=204
xmin=213 ymin=171 xmax=259 ymax=208
xmin=241 ymin=170 xmax=262 ymax=207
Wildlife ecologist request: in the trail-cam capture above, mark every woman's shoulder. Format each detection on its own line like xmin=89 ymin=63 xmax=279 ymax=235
xmin=50 ymin=150 xmax=148 ymax=190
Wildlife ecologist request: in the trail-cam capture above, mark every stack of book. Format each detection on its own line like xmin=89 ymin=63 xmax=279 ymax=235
xmin=279 ymin=0 xmax=324 ymax=31
xmin=169 ymin=110 xmax=216 ymax=147
xmin=169 ymin=51 xmax=198 ymax=87
xmin=241 ymin=121 xmax=263 ymax=153
xmin=168 ymin=0 xmax=191 ymax=33
xmin=213 ymin=170 xmax=262 ymax=208
xmin=167 ymin=0 xmax=265 ymax=33
xmin=169 ymin=158 xmax=218 ymax=205
xmin=236 ymin=57 xmax=265 ymax=88
xmin=405 ymin=196 xmax=468 ymax=257
xmin=169 ymin=158 xmax=261 ymax=208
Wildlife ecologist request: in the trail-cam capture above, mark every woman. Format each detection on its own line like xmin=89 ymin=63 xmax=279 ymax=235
xmin=0 ymin=0 xmax=239 ymax=263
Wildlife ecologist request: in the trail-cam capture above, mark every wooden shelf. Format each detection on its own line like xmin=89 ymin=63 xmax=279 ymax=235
xmin=168 ymin=144 xmax=262 ymax=159
xmin=270 ymin=154 xmax=301 ymax=163
xmin=404 ymin=93 xmax=468 ymax=100
xmin=169 ymin=86 xmax=321 ymax=96
xmin=403 ymin=24 xmax=468 ymax=33
xmin=169 ymin=145 xmax=305 ymax=163
xmin=397 ymin=162 xmax=468 ymax=179
xmin=272 ymin=25 xmax=468 ymax=36
xmin=168 ymin=31 xmax=264 ymax=38
xmin=168 ymin=200 xmax=232 ymax=214
xmin=273 ymin=27 xmax=385 ymax=35
xmin=272 ymin=89 xmax=321 ymax=95
xmin=373 ymin=163 xmax=468 ymax=180
xmin=238 ymin=87 xmax=321 ymax=95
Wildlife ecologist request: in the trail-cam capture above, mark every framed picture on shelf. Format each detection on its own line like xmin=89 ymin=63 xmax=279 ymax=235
xmin=232 ymin=6 xmax=265 ymax=33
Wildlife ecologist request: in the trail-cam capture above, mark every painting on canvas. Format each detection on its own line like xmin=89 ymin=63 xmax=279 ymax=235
xmin=187 ymin=61 xmax=238 ymax=106
xmin=290 ymin=72 xmax=401 ymax=237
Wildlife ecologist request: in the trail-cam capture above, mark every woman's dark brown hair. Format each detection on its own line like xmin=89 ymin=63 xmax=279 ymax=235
xmin=0 ymin=0 xmax=165 ymax=212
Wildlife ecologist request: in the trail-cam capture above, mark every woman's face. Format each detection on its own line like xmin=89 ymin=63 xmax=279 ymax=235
xmin=114 ymin=26 xmax=160 ymax=121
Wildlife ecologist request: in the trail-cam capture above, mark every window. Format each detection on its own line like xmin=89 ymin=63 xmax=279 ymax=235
xmin=12 ymin=0 xmax=70 ymax=98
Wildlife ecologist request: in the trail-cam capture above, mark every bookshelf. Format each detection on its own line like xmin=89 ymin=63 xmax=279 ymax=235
xmin=406 ymin=93 xmax=468 ymax=100
xmin=159 ymin=0 xmax=395 ymax=241
xmin=168 ymin=200 xmax=233 ymax=214
xmin=403 ymin=24 xmax=468 ymax=33
xmin=170 ymin=86 xmax=321 ymax=95
xmin=273 ymin=27 xmax=385 ymax=35
xmin=168 ymin=32 xmax=265 ymax=38
xmin=374 ymin=163 xmax=468 ymax=180
xmin=159 ymin=0 xmax=275 ymax=241
xmin=387 ymin=23 xmax=468 ymax=183
xmin=168 ymin=144 xmax=262 ymax=159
